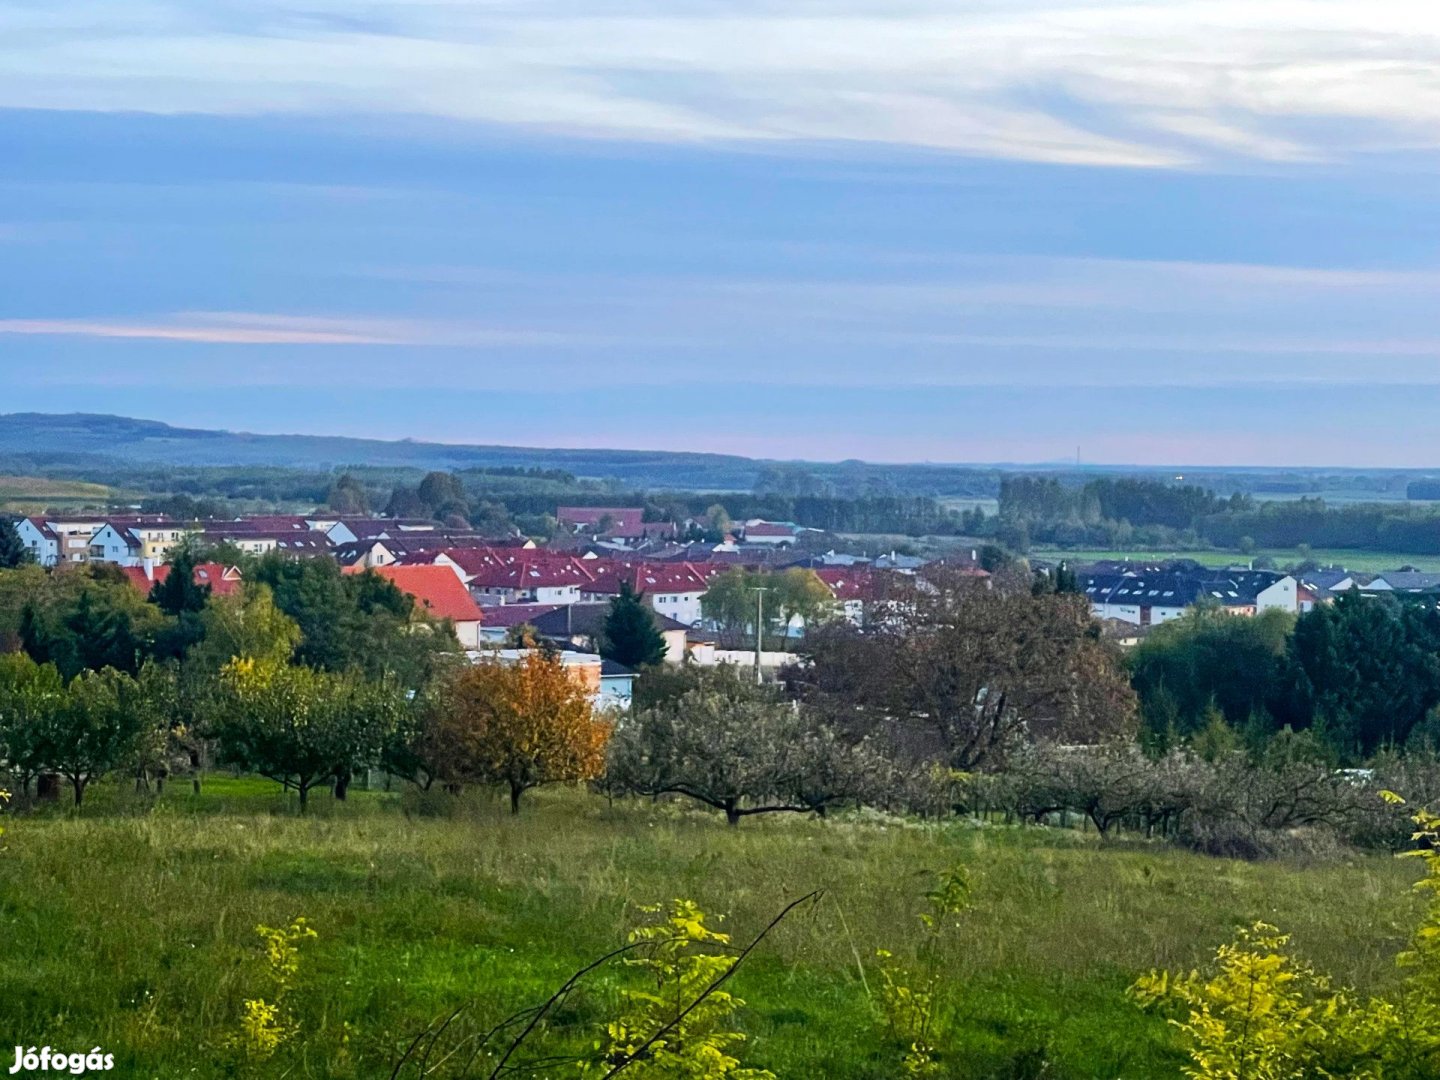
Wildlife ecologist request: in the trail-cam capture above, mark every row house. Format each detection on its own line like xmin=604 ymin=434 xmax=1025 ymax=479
xmin=1083 ymin=568 xmax=1298 ymax=627
xmin=439 ymin=548 xmax=599 ymax=605
xmin=18 ymin=515 xmax=196 ymax=567
xmin=579 ymin=560 xmax=721 ymax=626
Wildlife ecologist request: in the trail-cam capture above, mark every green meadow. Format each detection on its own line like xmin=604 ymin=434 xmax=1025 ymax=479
xmin=0 ymin=779 xmax=1421 ymax=1078
xmin=1031 ymin=546 xmax=1431 ymax=573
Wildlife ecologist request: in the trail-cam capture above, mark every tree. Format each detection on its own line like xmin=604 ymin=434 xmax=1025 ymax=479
xmin=0 ymin=517 xmax=31 ymax=569
xmin=771 ymin=568 xmax=834 ymax=644
xmin=149 ymin=547 xmax=212 ymax=616
xmin=704 ymin=503 xmax=733 ymax=537
xmin=1128 ymin=608 xmax=1293 ymax=740
xmin=1287 ymin=592 xmax=1440 ymax=758
xmin=326 ymin=473 xmax=369 ymax=515
xmin=20 ymin=572 xmax=166 ymax=680
xmin=607 ymin=671 xmax=889 ymax=825
xmin=792 ymin=570 xmax=1137 ymax=770
xmin=600 ymin=582 xmax=668 ymax=669
xmin=426 ymin=653 xmax=611 ymax=812
xmin=0 ymin=660 xmax=167 ymax=806
xmin=0 ymin=651 xmax=67 ymax=797
xmin=417 ymin=471 xmax=466 ymax=517
xmin=210 ymin=658 xmax=401 ymax=810
xmin=247 ymin=554 xmax=456 ymax=685
xmin=384 ymin=486 xmax=427 ymax=519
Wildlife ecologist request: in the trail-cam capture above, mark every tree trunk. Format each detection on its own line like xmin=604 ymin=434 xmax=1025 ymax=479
xmin=297 ymin=782 xmax=310 ymax=813
xmin=509 ymin=781 xmax=524 ymax=815
xmin=71 ymin=776 xmax=86 ymax=807
xmin=724 ymin=800 xmax=741 ymax=827
xmin=334 ymin=769 xmax=351 ymax=801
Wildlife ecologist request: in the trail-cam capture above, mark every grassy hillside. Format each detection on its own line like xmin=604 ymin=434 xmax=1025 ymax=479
xmin=0 ymin=780 xmax=1419 ymax=1079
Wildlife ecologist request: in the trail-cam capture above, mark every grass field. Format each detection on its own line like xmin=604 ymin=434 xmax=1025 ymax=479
xmin=0 ymin=474 xmax=114 ymax=513
xmin=1032 ymin=546 xmax=1435 ymax=573
xmin=0 ymin=778 xmax=1422 ymax=1079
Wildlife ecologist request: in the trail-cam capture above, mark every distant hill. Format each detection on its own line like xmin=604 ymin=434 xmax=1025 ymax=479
xmin=0 ymin=412 xmax=997 ymax=494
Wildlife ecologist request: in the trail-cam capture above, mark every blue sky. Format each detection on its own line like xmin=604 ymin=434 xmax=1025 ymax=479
xmin=3 ymin=1 xmax=1440 ymax=466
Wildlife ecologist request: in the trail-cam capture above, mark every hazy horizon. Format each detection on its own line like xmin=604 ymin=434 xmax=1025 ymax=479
xmin=4 ymin=3 xmax=1440 ymax=466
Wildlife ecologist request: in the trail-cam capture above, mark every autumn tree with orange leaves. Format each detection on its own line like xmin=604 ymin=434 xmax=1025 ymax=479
xmin=430 ymin=653 xmax=612 ymax=813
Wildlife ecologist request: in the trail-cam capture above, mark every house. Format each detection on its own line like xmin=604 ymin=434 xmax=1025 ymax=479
xmin=473 ymin=603 xmax=564 ymax=645
xmin=556 ymin=507 xmax=677 ymax=541
xmin=19 ymin=516 xmax=109 ymax=565
xmin=86 ymin=523 xmax=143 ymax=566
xmin=15 ymin=517 xmax=61 ymax=566
xmin=121 ymin=562 xmax=243 ymax=597
xmin=580 ymin=560 xmax=720 ymax=627
xmin=524 ymin=601 xmax=690 ymax=664
xmin=325 ymin=518 xmax=440 ymax=546
xmin=441 ymin=548 xmax=599 ymax=605
xmin=344 ymin=563 xmax=485 ymax=648
xmin=1299 ymin=569 xmax=1356 ymax=594
xmin=1364 ymin=571 xmax=1440 ymax=594
xmin=1082 ymin=567 xmax=1299 ymax=626
xmin=813 ymin=567 xmax=882 ymax=626
xmin=598 ymin=658 xmax=637 ymax=709
xmin=740 ymin=520 xmax=804 ymax=547
xmin=105 ymin=518 xmax=198 ymax=563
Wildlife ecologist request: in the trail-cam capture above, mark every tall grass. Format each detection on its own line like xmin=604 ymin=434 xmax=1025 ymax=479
xmin=0 ymin=779 xmax=1420 ymax=1078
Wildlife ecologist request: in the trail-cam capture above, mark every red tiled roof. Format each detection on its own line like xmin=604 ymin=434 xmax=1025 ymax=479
xmin=344 ymin=564 xmax=483 ymax=624
xmin=121 ymin=563 xmax=243 ymax=597
xmin=813 ymin=567 xmax=881 ymax=602
xmin=582 ymin=559 xmax=721 ymax=596
xmin=442 ymin=547 xmax=599 ymax=589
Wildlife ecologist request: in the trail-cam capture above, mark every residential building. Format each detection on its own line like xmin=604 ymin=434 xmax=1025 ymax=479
xmin=580 ymin=560 xmax=720 ymax=626
xmin=345 ymin=563 xmax=485 ymax=649
xmin=15 ymin=517 xmax=61 ymax=566
xmin=120 ymin=562 xmax=243 ymax=597
xmin=556 ymin=507 xmax=677 ymax=541
xmin=1082 ymin=567 xmax=1300 ymax=626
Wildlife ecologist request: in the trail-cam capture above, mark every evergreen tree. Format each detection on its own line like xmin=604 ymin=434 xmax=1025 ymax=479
xmin=601 ymin=582 xmax=668 ymax=669
xmin=149 ymin=548 xmax=211 ymax=616
xmin=0 ymin=516 xmax=31 ymax=568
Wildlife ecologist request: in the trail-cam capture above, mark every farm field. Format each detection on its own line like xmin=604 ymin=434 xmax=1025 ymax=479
xmin=0 ymin=474 xmax=114 ymax=513
xmin=0 ymin=779 xmax=1421 ymax=1079
xmin=1032 ymin=546 xmax=1436 ymax=574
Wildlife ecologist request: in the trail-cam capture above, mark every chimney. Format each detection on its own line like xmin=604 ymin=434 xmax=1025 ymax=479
xmin=142 ymin=556 xmax=155 ymax=581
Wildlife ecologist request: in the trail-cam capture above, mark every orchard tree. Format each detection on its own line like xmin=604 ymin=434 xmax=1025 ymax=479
xmin=0 ymin=651 xmax=66 ymax=797
xmin=792 ymin=569 xmax=1137 ymax=770
xmin=601 ymin=582 xmax=667 ymax=669
xmin=211 ymin=658 xmax=401 ymax=810
xmin=607 ymin=672 xmax=889 ymax=825
xmin=428 ymin=653 xmax=612 ymax=812
xmin=22 ymin=663 xmax=167 ymax=806
xmin=175 ymin=585 xmax=304 ymax=792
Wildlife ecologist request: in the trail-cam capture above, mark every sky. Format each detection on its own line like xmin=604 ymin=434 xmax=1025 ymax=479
xmin=3 ymin=1 xmax=1440 ymax=466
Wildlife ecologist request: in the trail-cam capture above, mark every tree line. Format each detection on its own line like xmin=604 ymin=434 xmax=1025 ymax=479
xmin=998 ymin=474 xmax=1440 ymax=555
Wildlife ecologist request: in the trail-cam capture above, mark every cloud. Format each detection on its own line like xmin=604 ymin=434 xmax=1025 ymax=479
xmin=0 ymin=312 xmax=594 ymax=346
xmin=3 ymin=1 xmax=1440 ymax=166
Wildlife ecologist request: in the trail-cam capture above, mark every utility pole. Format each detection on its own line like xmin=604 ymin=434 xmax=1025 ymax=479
xmin=750 ymin=586 xmax=766 ymax=685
